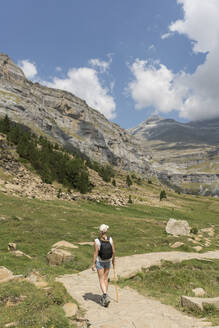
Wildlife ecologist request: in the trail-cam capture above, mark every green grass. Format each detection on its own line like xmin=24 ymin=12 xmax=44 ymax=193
xmin=0 ymin=280 xmax=76 ymax=328
xmin=0 ymin=189 xmax=218 ymax=326
xmin=118 ymin=259 xmax=219 ymax=325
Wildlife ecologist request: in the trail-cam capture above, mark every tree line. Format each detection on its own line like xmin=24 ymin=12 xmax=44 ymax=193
xmin=0 ymin=115 xmax=116 ymax=193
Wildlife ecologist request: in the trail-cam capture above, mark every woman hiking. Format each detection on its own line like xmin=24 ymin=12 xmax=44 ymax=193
xmin=92 ymin=224 xmax=115 ymax=307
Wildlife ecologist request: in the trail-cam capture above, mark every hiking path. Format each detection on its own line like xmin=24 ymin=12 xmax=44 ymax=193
xmin=56 ymin=250 xmax=219 ymax=328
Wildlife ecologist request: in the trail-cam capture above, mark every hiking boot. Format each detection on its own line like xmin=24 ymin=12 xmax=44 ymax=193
xmin=103 ymin=294 xmax=110 ymax=307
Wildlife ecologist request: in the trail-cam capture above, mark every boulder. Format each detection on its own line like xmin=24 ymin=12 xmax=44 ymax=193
xmin=181 ymin=295 xmax=219 ymax=311
xmin=47 ymin=248 xmax=74 ymax=265
xmin=0 ymin=267 xmax=14 ymax=283
xmin=63 ymin=302 xmax=78 ymax=317
xmin=166 ymin=218 xmax=191 ymax=236
xmin=192 ymin=288 xmax=206 ymax=297
xmin=170 ymin=242 xmax=184 ymax=248
xmin=52 ymin=240 xmax=78 ymax=249
xmin=193 ymin=246 xmax=203 ymax=252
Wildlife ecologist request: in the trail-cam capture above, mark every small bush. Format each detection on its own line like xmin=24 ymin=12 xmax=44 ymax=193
xmin=148 ymin=179 xmax=152 ymax=184
xmin=126 ymin=175 xmax=133 ymax=187
xmin=160 ymin=190 xmax=167 ymax=201
xmin=190 ymin=227 xmax=198 ymax=235
xmin=57 ymin=188 xmax=62 ymax=199
xmin=112 ymin=179 xmax=116 ymax=187
xmin=128 ymin=195 xmax=133 ymax=204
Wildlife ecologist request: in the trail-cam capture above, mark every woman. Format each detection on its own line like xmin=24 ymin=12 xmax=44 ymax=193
xmin=92 ymin=224 xmax=115 ymax=307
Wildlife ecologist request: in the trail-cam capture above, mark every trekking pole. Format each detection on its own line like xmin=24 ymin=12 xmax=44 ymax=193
xmin=113 ymin=264 xmax=119 ymax=303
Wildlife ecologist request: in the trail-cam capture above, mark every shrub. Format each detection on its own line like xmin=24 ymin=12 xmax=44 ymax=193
xmin=190 ymin=227 xmax=198 ymax=235
xmin=126 ymin=175 xmax=133 ymax=187
xmin=112 ymin=179 xmax=116 ymax=187
xmin=160 ymin=190 xmax=167 ymax=201
xmin=128 ymin=195 xmax=133 ymax=204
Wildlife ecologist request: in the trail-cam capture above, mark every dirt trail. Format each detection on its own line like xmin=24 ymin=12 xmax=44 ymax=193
xmin=57 ymin=251 xmax=219 ymax=328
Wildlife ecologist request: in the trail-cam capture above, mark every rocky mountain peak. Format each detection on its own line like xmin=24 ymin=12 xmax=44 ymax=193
xmin=0 ymin=53 xmax=25 ymax=81
xmin=0 ymin=54 xmax=152 ymax=176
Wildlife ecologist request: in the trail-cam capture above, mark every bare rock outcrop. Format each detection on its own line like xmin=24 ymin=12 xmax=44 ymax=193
xmin=166 ymin=218 xmax=191 ymax=236
xmin=0 ymin=53 xmax=152 ymax=176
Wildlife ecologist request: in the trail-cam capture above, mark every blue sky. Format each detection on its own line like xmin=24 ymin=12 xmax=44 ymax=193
xmin=1 ymin=0 xmax=219 ymax=128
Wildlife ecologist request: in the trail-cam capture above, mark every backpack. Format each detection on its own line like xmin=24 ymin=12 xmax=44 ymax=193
xmin=98 ymin=237 xmax=113 ymax=260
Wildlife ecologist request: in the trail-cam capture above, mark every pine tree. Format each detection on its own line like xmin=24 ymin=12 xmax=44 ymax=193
xmin=126 ymin=175 xmax=132 ymax=187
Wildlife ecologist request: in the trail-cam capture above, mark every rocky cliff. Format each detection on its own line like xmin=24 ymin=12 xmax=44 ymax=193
xmin=130 ymin=116 xmax=219 ymax=196
xmin=0 ymin=54 xmax=151 ymax=175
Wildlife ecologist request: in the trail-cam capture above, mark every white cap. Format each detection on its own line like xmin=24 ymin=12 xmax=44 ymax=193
xmin=99 ymin=224 xmax=109 ymax=232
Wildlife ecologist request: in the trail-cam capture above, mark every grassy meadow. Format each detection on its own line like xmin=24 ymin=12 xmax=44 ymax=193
xmin=0 ymin=185 xmax=218 ymax=327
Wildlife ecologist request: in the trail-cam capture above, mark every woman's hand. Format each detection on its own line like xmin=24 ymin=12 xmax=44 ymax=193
xmin=92 ymin=264 xmax=96 ymax=271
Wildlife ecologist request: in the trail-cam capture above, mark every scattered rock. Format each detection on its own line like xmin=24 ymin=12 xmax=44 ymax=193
xmin=200 ymin=227 xmax=215 ymax=237
xmin=0 ymin=216 xmax=7 ymax=221
xmin=5 ymin=295 xmax=27 ymax=307
xmin=193 ymin=246 xmax=203 ymax=252
xmin=63 ymin=302 xmax=78 ymax=317
xmin=8 ymin=243 xmax=16 ymax=251
xmin=78 ymin=242 xmax=94 ymax=246
xmin=26 ymin=271 xmax=48 ymax=288
xmin=52 ymin=240 xmax=78 ymax=249
xmin=166 ymin=218 xmax=191 ymax=236
xmin=0 ymin=267 xmax=14 ymax=283
xmin=192 ymin=288 xmax=206 ymax=297
xmin=5 ymin=322 xmax=18 ymax=327
xmin=34 ymin=281 xmax=48 ymax=288
xmin=170 ymin=242 xmax=184 ymax=248
xmin=47 ymin=248 xmax=74 ymax=265
xmin=181 ymin=295 xmax=219 ymax=311
xmin=12 ymin=250 xmax=32 ymax=259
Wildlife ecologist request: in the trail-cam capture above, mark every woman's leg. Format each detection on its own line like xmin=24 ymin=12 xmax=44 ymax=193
xmin=103 ymin=268 xmax=110 ymax=293
xmin=97 ymin=269 xmax=107 ymax=294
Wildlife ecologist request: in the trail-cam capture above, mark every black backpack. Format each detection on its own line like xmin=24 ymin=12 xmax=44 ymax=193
xmin=98 ymin=237 xmax=113 ymax=260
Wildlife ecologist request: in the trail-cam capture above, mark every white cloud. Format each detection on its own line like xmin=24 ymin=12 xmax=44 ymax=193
xmin=56 ymin=66 xmax=62 ymax=72
xmin=46 ymin=66 xmax=116 ymax=119
xmin=170 ymin=0 xmax=219 ymax=53
xmin=148 ymin=44 xmax=156 ymax=51
xmin=18 ymin=59 xmax=37 ymax=79
xmin=128 ymin=59 xmax=183 ymax=112
xmin=161 ymin=32 xmax=172 ymax=40
xmin=89 ymin=57 xmax=112 ymax=73
xmin=129 ymin=0 xmax=219 ymax=121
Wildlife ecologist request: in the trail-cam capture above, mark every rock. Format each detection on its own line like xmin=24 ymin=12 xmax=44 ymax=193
xmin=63 ymin=302 xmax=78 ymax=317
xmin=0 ymin=216 xmax=7 ymax=221
xmin=0 ymin=267 xmax=14 ymax=283
xmin=34 ymin=281 xmax=48 ymax=288
xmin=52 ymin=240 xmax=78 ymax=249
xmin=8 ymin=243 xmax=16 ymax=251
xmin=5 ymin=295 xmax=26 ymax=307
xmin=166 ymin=218 xmax=191 ymax=236
xmin=12 ymin=250 xmax=32 ymax=259
xmin=47 ymin=248 xmax=74 ymax=265
xmin=192 ymin=288 xmax=206 ymax=297
xmin=193 ymin=246 xmax=203 ymax=252
xmin=181 ymin=295 xmax=219 ymax=311
xmin=5 ymin=322 xmax=18 ymax=327
xmin=200 ymin=227 xmax=215 ymax=237
xmin=78 ymin=242 xmax=94 ymax=246
xmin=170 ymin=242 xmax=184 ymax=248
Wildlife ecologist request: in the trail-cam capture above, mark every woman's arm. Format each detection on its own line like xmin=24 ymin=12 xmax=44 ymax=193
xmin=92 ymin=242 xmax=99 ymax=271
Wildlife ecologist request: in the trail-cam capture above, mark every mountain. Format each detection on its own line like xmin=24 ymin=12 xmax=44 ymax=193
xmin=129 ymin=115 xmax=219 ymax=145
xmin=0 ymin=54 xmax=151 ymax=175
xmin=130 ymin=116 xmax=219 ymax=196
xmin=0 ymin=53 xmax=218 ymax=196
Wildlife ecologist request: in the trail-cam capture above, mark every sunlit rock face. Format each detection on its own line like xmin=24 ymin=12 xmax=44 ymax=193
xmin=0 ymin=54 xmax=152 ymax=175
